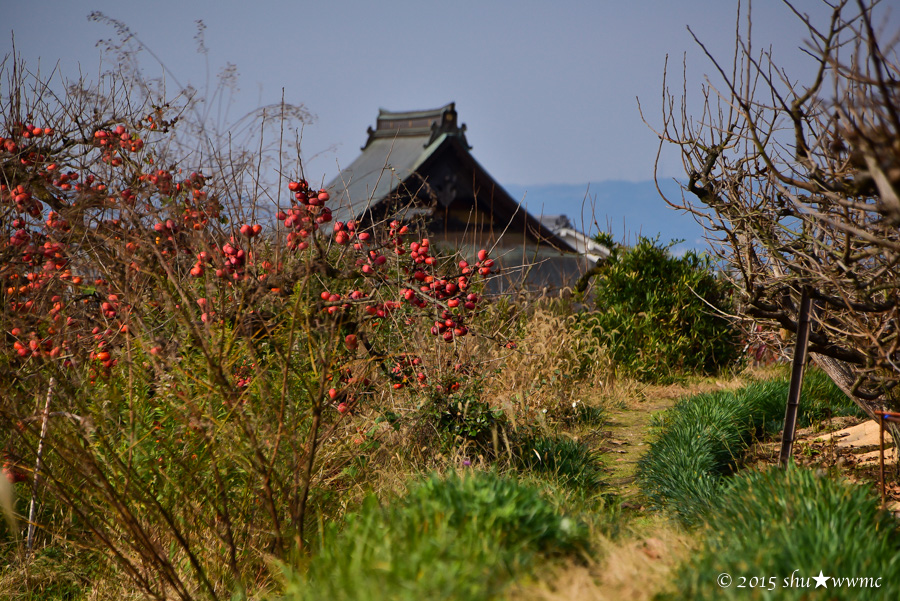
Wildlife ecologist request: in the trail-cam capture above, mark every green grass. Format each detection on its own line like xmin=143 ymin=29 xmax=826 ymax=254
xmin=638 ymin=368 xmax=862 ymax=525
xmin=567 ymin=401 xmax=606 ymax=427
xmin=515 ymin=435 xmax=605 ymax=496
xmin=667 ymin=466 xmax=900 ymax=600
xmin=280 ymin=470 xmax=589 ymax=601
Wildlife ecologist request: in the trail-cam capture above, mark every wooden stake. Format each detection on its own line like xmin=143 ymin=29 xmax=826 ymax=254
xmin=881 ymin=413 xmax=886 ymax=509
xmin=26 ymin=377 xmax=54 ymax=558
xmin=779 ymin=288 xmax=812 ymax=467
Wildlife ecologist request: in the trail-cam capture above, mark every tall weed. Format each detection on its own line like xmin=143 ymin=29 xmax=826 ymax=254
xmin=482 ymin=302 xmax=612 ymax=428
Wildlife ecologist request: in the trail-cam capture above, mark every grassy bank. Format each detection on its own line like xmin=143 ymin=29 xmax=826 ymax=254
xmin=669 ymin=467 xmax=900 ymax=600
xmin=281 ymin=470 xmax=591 ymax=601
xmin=637 ymin=368 xmax=861 ymax=525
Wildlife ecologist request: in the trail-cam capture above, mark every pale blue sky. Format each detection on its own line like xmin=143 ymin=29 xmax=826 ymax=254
xmin=2 ymin=1 xmax=893 ymax=189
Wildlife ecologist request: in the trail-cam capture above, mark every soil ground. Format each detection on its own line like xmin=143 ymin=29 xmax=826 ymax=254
xmin=749 ymin=417 xmax=900 ymax=514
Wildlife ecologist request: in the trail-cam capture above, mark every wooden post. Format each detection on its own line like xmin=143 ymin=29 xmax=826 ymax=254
xmin=26 ymin=377 xmax=54 ymax=558
xmin=779 ymin=288 xmax=812 ymax=467
xmin=876 ymin=411 xmax=900 ymax=509
xmin=881 ymin=413 xmax=887 ymax=509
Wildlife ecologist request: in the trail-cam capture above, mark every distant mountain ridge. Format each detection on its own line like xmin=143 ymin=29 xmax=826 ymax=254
xmin=504 ymin=179 xmax=711 ymax=254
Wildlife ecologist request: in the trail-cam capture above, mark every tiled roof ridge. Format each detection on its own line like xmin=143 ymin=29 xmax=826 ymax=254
xmin=364 ymin=102 xmax=468 ymax=149
xmin=376 ymin=102 xmax=456 ymax=121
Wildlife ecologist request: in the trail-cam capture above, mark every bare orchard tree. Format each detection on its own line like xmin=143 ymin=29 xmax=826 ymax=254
xmin=651 ymin=0 xmax=900 ymax=419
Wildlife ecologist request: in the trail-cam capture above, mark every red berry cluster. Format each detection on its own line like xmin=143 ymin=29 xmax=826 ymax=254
xmin=180 ymin=172 xmax=221 ymax=230
xmin=277 ymin=180 xmax=333 ymax=250
xmin=0 ymin=183 xmax=42 ymax=216
xmin=0 ymin=122 xmax=53 ymax=155
xmin=17 ymin=123 xmax=54 ymax=139
xmin=93 ymin=124 xmax=144 ymax=166
xmin=327 ymin=364 xmax=374 ymax=413
xmin=232 ymin=357 xmax=255 ymax=389
xmin=217 ymin=240 xmax=249 ymax=280
xmin=388 ymin=353 xmax=427 ymax=390
xmin=49 ymin=168 xmax=78 ymax=192
xmin=0 ymin=120 xmax=180 ymax=382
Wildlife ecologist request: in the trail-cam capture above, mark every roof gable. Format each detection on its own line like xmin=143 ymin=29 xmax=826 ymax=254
xmin=328 ymin=134 xmax=443 ymax=224
xmin=325 ymin=103 xmax=575 ymax=253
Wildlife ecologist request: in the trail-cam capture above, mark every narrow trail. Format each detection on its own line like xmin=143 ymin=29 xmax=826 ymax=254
xmin=513 ymin=380 xmax=745 ymax=601
xmin=600 ymin=379 xmax=742 ymax=505
xmin=511 ymin=384 xmax=703 ymax=601
xmin=602 ymin=388 xmax=679 ymax=504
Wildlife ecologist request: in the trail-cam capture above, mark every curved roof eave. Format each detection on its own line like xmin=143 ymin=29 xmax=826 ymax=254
xmin=324 ymin=129 xmax=575 ymax=254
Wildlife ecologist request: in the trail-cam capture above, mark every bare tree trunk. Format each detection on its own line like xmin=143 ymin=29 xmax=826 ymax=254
xmin=812 ymin=354 xmax=865 ymax=408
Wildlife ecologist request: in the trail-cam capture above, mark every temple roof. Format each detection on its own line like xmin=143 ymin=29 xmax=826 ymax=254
xmin=363 ymin=102 xmax=469 ymax=149
xmin=325 ymin=103 xmax=574 ymax=253
xmin=328 ymin=103 xmax=467 ymax=224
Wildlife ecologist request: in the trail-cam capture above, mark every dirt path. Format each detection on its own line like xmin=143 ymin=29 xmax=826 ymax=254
xmin=602 ymin=394 xmax=675 ymax=503
xmin=601 ymin=378 xmax=744 ymax=505
xmin=518 ymin=374 xmax=898 ymax=601
xmin=510 ymin=381 xmax=726 ymax=601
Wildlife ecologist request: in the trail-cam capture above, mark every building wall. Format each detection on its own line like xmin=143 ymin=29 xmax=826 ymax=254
xmin=429 ymin=235 xmax=596 ymax=292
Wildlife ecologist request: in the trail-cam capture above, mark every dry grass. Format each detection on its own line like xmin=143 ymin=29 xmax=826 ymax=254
xmin=481 ymin=306 xmax=612 ymax=427
xmin=593 ymin=370 xmax=747 ymax=417
xmin=509 ymin=517 xmax=693 ymax=601
xmin=229 ymin=300 xmax=618 ymax=527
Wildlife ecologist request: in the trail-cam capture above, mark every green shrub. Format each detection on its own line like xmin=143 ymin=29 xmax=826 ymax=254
xmin=413 ymin=383 xmax=507 ymax=457
xmin=668 ymin=466 xmax=900 ymax=600
xmin=586 ymin=236 xmax=738 ymax=382
xmin=515 ymin=435 xmax=605 ymax=495
xmin=638 ymin=369 xmax=861 ymax=525
xmin=281 ymin=471 xmax=588 ymax=601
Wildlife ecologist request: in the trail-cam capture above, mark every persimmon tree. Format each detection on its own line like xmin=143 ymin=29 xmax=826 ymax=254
xmin=653 ymin=0 xmax=900 ymax=419
xmin=0 ymin=46 xmax=500 ymax=598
